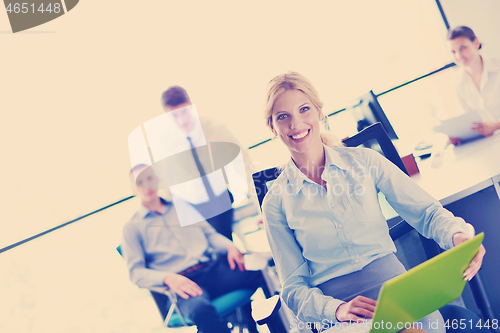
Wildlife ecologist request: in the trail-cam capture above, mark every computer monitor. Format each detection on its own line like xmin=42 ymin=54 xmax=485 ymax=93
xmin=353 ymin=90 xmax=398 ymax=140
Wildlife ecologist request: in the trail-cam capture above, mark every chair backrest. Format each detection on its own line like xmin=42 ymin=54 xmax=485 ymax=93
xmin=342 ymin=122 xmax=407 ymax=174
xmin=253 ymin=167 xmax=281 ymax=211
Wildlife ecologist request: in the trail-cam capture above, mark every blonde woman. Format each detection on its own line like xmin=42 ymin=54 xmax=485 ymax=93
xmin=261 ymin=72 xmax=485 ymax=332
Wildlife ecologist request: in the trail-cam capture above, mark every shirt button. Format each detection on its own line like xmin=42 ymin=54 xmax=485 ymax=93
xmin=338 ymin=224 xmax=343 ymax=228
xmin=347 ymin=244 xmax=352 ymax=248
xmin=354 ymin=258 xmax=360 ymax=263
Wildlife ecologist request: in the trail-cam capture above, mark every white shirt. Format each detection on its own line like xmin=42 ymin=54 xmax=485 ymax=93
xmin=172 ymin=120 xmax=230 ymax=203
xmin=454 ymin=56 xmax=500 ymax=122
xmin=149 ymin=107 xmax=252 ymax=207
xmin=122 ymin=198 xmax=232 ymax=288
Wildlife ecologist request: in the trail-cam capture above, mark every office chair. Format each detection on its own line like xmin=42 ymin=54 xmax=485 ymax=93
xmin=252 ymin=122 xmax=496 ymax=333
xmin=251 ymin=295 xmax=283 ymax=332
xmin=116 ymin=245 xmax=257 ymax=331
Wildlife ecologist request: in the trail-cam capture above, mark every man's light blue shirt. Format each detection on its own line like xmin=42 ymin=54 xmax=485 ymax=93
xmin=263 ymin=146 xmax=468 ymax=323
xmin=122 ymin=198 xmax=232 ymax=288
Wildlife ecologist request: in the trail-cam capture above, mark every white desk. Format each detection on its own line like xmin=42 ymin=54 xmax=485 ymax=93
xmin=411 ymin=133 xmax=500 ymax=320
xmin=411 ymin=132 xmax=500 ymax=205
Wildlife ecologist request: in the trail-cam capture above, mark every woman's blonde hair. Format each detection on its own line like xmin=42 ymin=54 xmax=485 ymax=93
xmin=264 ymin=71 xmax=343 ymax=148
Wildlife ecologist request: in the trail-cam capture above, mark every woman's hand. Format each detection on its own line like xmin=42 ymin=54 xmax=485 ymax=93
xmin=453 ymin=232 xmax=486 ymax=281
xmin=471 ymin=121 xmax=500 ymax=137
xmin=227 ymin=244 xmax=246 ymax=271
xmin=335 ymin=296 xmax=377 ymax=322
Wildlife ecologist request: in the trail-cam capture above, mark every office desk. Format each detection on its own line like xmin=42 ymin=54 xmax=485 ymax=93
xmin=411 ymin=133 xmax=500 ymax=319
xmin=411 ymin=133 xmax=500 ymax=205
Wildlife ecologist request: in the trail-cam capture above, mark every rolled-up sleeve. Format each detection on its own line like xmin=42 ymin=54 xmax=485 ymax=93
xmin=263 ymin=189 xmax=344 ymax=324
xmin=364 ymin=148 xmax=468 ymax=249
xmin=122 ymin=223 xmax=168 ymax=288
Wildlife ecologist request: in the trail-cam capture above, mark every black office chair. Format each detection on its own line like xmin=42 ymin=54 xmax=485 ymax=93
xmin=252 ymin=122 xmax=496 ymax=333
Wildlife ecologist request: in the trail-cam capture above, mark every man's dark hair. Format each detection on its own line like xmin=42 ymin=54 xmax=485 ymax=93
xmin=447 ymin=26 xmax=482 ymax=50
xmin=161 ymin=86 xmax=191 ymax=108
xmin=129 ymin=163 xmax=149 ymax=176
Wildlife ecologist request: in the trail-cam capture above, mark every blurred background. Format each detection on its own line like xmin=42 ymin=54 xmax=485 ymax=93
xmin=1 ymin=0 xmax=499 ymax=332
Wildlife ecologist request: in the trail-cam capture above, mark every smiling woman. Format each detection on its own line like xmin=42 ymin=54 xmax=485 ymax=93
xmin=264 ymin=72 xmax=343 ymax=158
xmin=271 ymin=89 xmax=328 ymax=187
xmin=260 ymin=71 xmax=485 ymax=332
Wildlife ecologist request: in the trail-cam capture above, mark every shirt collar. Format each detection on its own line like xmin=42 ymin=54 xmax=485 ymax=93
xmin=324 ymin=145 xmax=349 ymax=171
xmin=136 ymin=197 xmax=172 ymax=219
xmin=187 ymin=120 xmax=201 ymax=139
xmin=284 ymin=160 xmax=309 ymax=196
xmin=284 ymin=145 xmax=348 ymax=195
xmin=456 ymin=55 xmax=499 ymax=87
xmin=483 ymin=56 xmax=499 ymax=73
xmin=481 ymin=56 xmax=498 ymax=91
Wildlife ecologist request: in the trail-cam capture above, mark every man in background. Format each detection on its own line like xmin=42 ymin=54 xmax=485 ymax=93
xmin=122 ymin=164 xmax=262 ymax=333
xmin=160 ymin=86 xmax=257 ymax=240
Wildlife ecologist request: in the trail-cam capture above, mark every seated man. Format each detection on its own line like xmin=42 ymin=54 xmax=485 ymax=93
xmin=122 ymin=164 xmax=263 ymax=333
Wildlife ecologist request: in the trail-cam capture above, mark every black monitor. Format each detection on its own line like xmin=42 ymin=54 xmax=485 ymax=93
xmin=353 ymin=90 xmax=398 ymax=140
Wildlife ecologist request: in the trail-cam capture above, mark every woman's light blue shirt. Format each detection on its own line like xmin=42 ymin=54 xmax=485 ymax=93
xmin=262 ymin=145 xmax=468 ymax=323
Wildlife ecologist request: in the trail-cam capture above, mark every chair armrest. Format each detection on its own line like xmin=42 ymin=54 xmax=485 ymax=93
xmin=149 ymin=286 xmax=168 ymax=294
xmin=251 ymin=295 xmax=281 ymax=325
xmin=149 ymin=286 xmax=178 ymax=304
xmin=388 ymin=219 xmax=413 ymax=241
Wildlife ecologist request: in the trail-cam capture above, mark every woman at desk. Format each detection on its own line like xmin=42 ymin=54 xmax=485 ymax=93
xmin=447 ymin=26 xmax=500 ymax=143
xmin=261 ymin=71 xmax=485 ymax=332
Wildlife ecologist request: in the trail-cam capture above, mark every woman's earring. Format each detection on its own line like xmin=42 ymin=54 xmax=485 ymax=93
xmin=322 ymin=115 xmax=330 ymax=131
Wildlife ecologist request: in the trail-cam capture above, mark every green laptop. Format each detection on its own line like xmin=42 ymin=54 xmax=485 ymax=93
xmin=326 ymin=233 xmax=484 ymax=333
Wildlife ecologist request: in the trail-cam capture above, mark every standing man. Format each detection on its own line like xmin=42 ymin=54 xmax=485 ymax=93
xmin=122 ymin=164 xmax=263 ymax=333
xmin=160 ymin=86 xmax=256 ymax=240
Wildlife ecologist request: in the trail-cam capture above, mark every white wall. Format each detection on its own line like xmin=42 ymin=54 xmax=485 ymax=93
xmin=440 ymin=0 xmax=500 ymax=57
